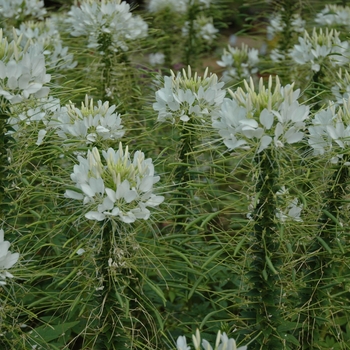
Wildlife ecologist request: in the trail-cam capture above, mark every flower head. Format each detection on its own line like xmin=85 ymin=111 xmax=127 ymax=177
xmin=66 ymin=0 xmax=148 ymax=53
xmin=308 ymin=99 xmax=350 ymax=163
xmin=213 ymin=76 xmax=309 ymax=153
xmin=0 ymin=30 xmax=51 ymax=104
xmin=16 ymin=19 xmax=77 ymax=71
xmin=182 ymin=16 xmax=219 ymax=44
xmin=0 ymin=0 xmax=46 ymax=22
xmin=331 ymin=68 xmax=350 ymax=104
xmin=153 ymin=66 xmax=225 ymax=124
xmin=289 ymin=28 xmax=350 ymax=72
xmin=49 ymin=95 xmax=124 ymax=146
xmin=148 ymin=0 xmax=188 ymax=13
xmin=65 ymin=143 xmax=164 ymax=223
xmin=176 ymin=329 xmax=247 ymax=350
xmin=315 ymin=5 xmax=350 ymax=29
xmin=7 ymin=96 xmax=60 ymax=145
xmin=217 ymin=43 xmax=259 ymax=82
xmin=0 ymin=229 xmax=19 ymax=285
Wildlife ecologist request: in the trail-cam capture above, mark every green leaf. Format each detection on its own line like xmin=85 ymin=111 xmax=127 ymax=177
xmin=31 ymin=321 xmax=80 ymax=343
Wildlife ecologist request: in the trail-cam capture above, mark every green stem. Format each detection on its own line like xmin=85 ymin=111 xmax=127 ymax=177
xmin=0 ymin=103 xmax=12 ymax=219
xmin=248 ymin=150 xmax=284 ymax=349
xmin=183 ymin=0 xmax=198 ymax=67
xmin=173 ymin=126 xmax=194 ymax=229
xmin=95 ymin=221 xmax=130 ymax=350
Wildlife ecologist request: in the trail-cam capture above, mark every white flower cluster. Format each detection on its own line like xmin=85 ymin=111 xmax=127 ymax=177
xmin=213 ymin=76 xmax=309 ymax=153
xmin=148 ymin=0 xmax=188 ymax=13
xmin=49 ymin=95 xmax=125 ymax=146
xmin=16 ymin=19 xmax=77 ymax=71
xmin=7 ymin=96 xmax=60 ymax=145
xmin=176 ymin=328 xmax=247 ymax=350
xmin=0 ymin=30 xmax=51 ymax=104
xmin=0 ymin=0 xmax=46 ymax=21
xmin=66 ymin=0 xmax=148 ymax=53
xmin=65 ymin=143 xmax=164 ymax=223
xmin=149 ymin=52 xmax=165 ymax=66
xmin=217 ymin=43 xmax=259 ymax=82
xmin=153 ymin=66 xmax=225 ymax=124
xmin=182 ymin=16 xmax=219 ymax=44
xmin=148 ymin=0 xmax=211 ymax=13
xmin=267 ymin=12 xmax=305 ymax=41
xmin=0 ymin=229 xmax=19 ymax=286
xmin=315 ymin=5 xmax=350 ymax=29
xmin=331 ymin=68 xmax=350 ymax=104
xmin=308 ymin=99 xmax=350 ymax=164
xmin=289 ymin=28 xmax=350 ymax=72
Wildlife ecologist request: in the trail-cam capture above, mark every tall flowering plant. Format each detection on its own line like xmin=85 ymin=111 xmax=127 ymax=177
xmin=213 ymin=75 xmax=309 ymax=348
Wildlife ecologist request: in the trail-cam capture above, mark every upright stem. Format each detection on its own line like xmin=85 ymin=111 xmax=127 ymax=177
xmin=247 ymin=150 xmax=284 ymax=349
xmin=183 ymin=0 xmax=198 ymax=68
xmin=0 ymin=103 xmax=12 ymax=219
xmin=174 ymin=125 xmax=194 ymax=229
xmin=98 ymin=33 xmax=114 ymax=102
xmin=95 ymin=221 xmax=130 ymax=350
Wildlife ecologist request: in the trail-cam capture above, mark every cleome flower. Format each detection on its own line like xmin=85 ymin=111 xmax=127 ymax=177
xmin=16 ymin=19 xmax=77 ymax=71
xmin=212 ymin=76 xmax=309 ymax=153
xmin=7 ymin=95 xmax=60 ymax=145
xmin=331 ymin=68 xmax=350 ymax=104
xmin=176 ymin=328 xmax=247 ymax=350
xmin=148 ymin=0 xmax=188 ymax=13
xmin=315 ymin=5 xmax=350 ymax=29
xmin=182 ymin=16 xmax=219 ymax=44
xmin=153 ymin=66 xmax=225 ymax=124
xmin=49 ymin=95 xmax=125 ymax=146
xmin=289 ymin=28 xmax=350 ymax=73
xmin=0 ymin=29 xmax=51 ymax=104
xmin=217 ymin=43 xmax=259 ymax=82
xmin=308 ymin=99 xmax=350 ymax=164
xmin=0 ymin=229 xmax=19 ymax=286
xmin=66 ymin=0 xmax=148 ymax=53
xmin=148 ymin=0 xmax=211 ymax=13
xmin=65 ymin=143 xmax=164 ymax=223
xmin=0 ymin=0 xmax=46 ymax=23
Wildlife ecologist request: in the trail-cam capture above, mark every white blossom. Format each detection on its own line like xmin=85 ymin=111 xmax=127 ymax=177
xmin=149 ymin=52 xmax=165 ymax=66
xmin=0 ymin=229 xmax=19 ymax=285
xmin=49 ymin=95 xmax=125 ymax=146
xmin=182 ymin=16 xmax=219 ymax=44
xmin=267 ymin=12 xmax=305 ymax=41
xmin=217 ymin=43 xmax=259 ymax=82
xmin=66 ymin=0 xmax=148 ymax=53
xmin=0 ymin=0 xmax=46 ymax=21
xmin=148 ymin=0 xmax=188 ymax=13
xmin=331 ymin=68 xmax=350 ymax=104
xmin=148 ymin=0 xmax=211 ymax=13
xmin=315 ymin=5 xmax=350 ymax=29
xmin=176 ymin=329 xmax=247 ymax=350
xmin=289 ymin=28 xmax=350 ymax=72
xmin=7 ymin=96 xmax=60 ymax=145
xmin=153 ymin=66 xmax=225 ymax=124
xmin=213 ymin=76 xmax=309 ymax=153
xmin=308 ymin=99 xmax=350 ymax=163
xmin=16 ymin=20 xmax=77 ymax=71
xmin=65 ymin=143 xmax=164 ymax=223
xmin=0 ymin=30 xmax=51 ymax=104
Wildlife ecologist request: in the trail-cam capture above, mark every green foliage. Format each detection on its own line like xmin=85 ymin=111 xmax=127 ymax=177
xmin=3 ymin=0 xmax=350 ymax=349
